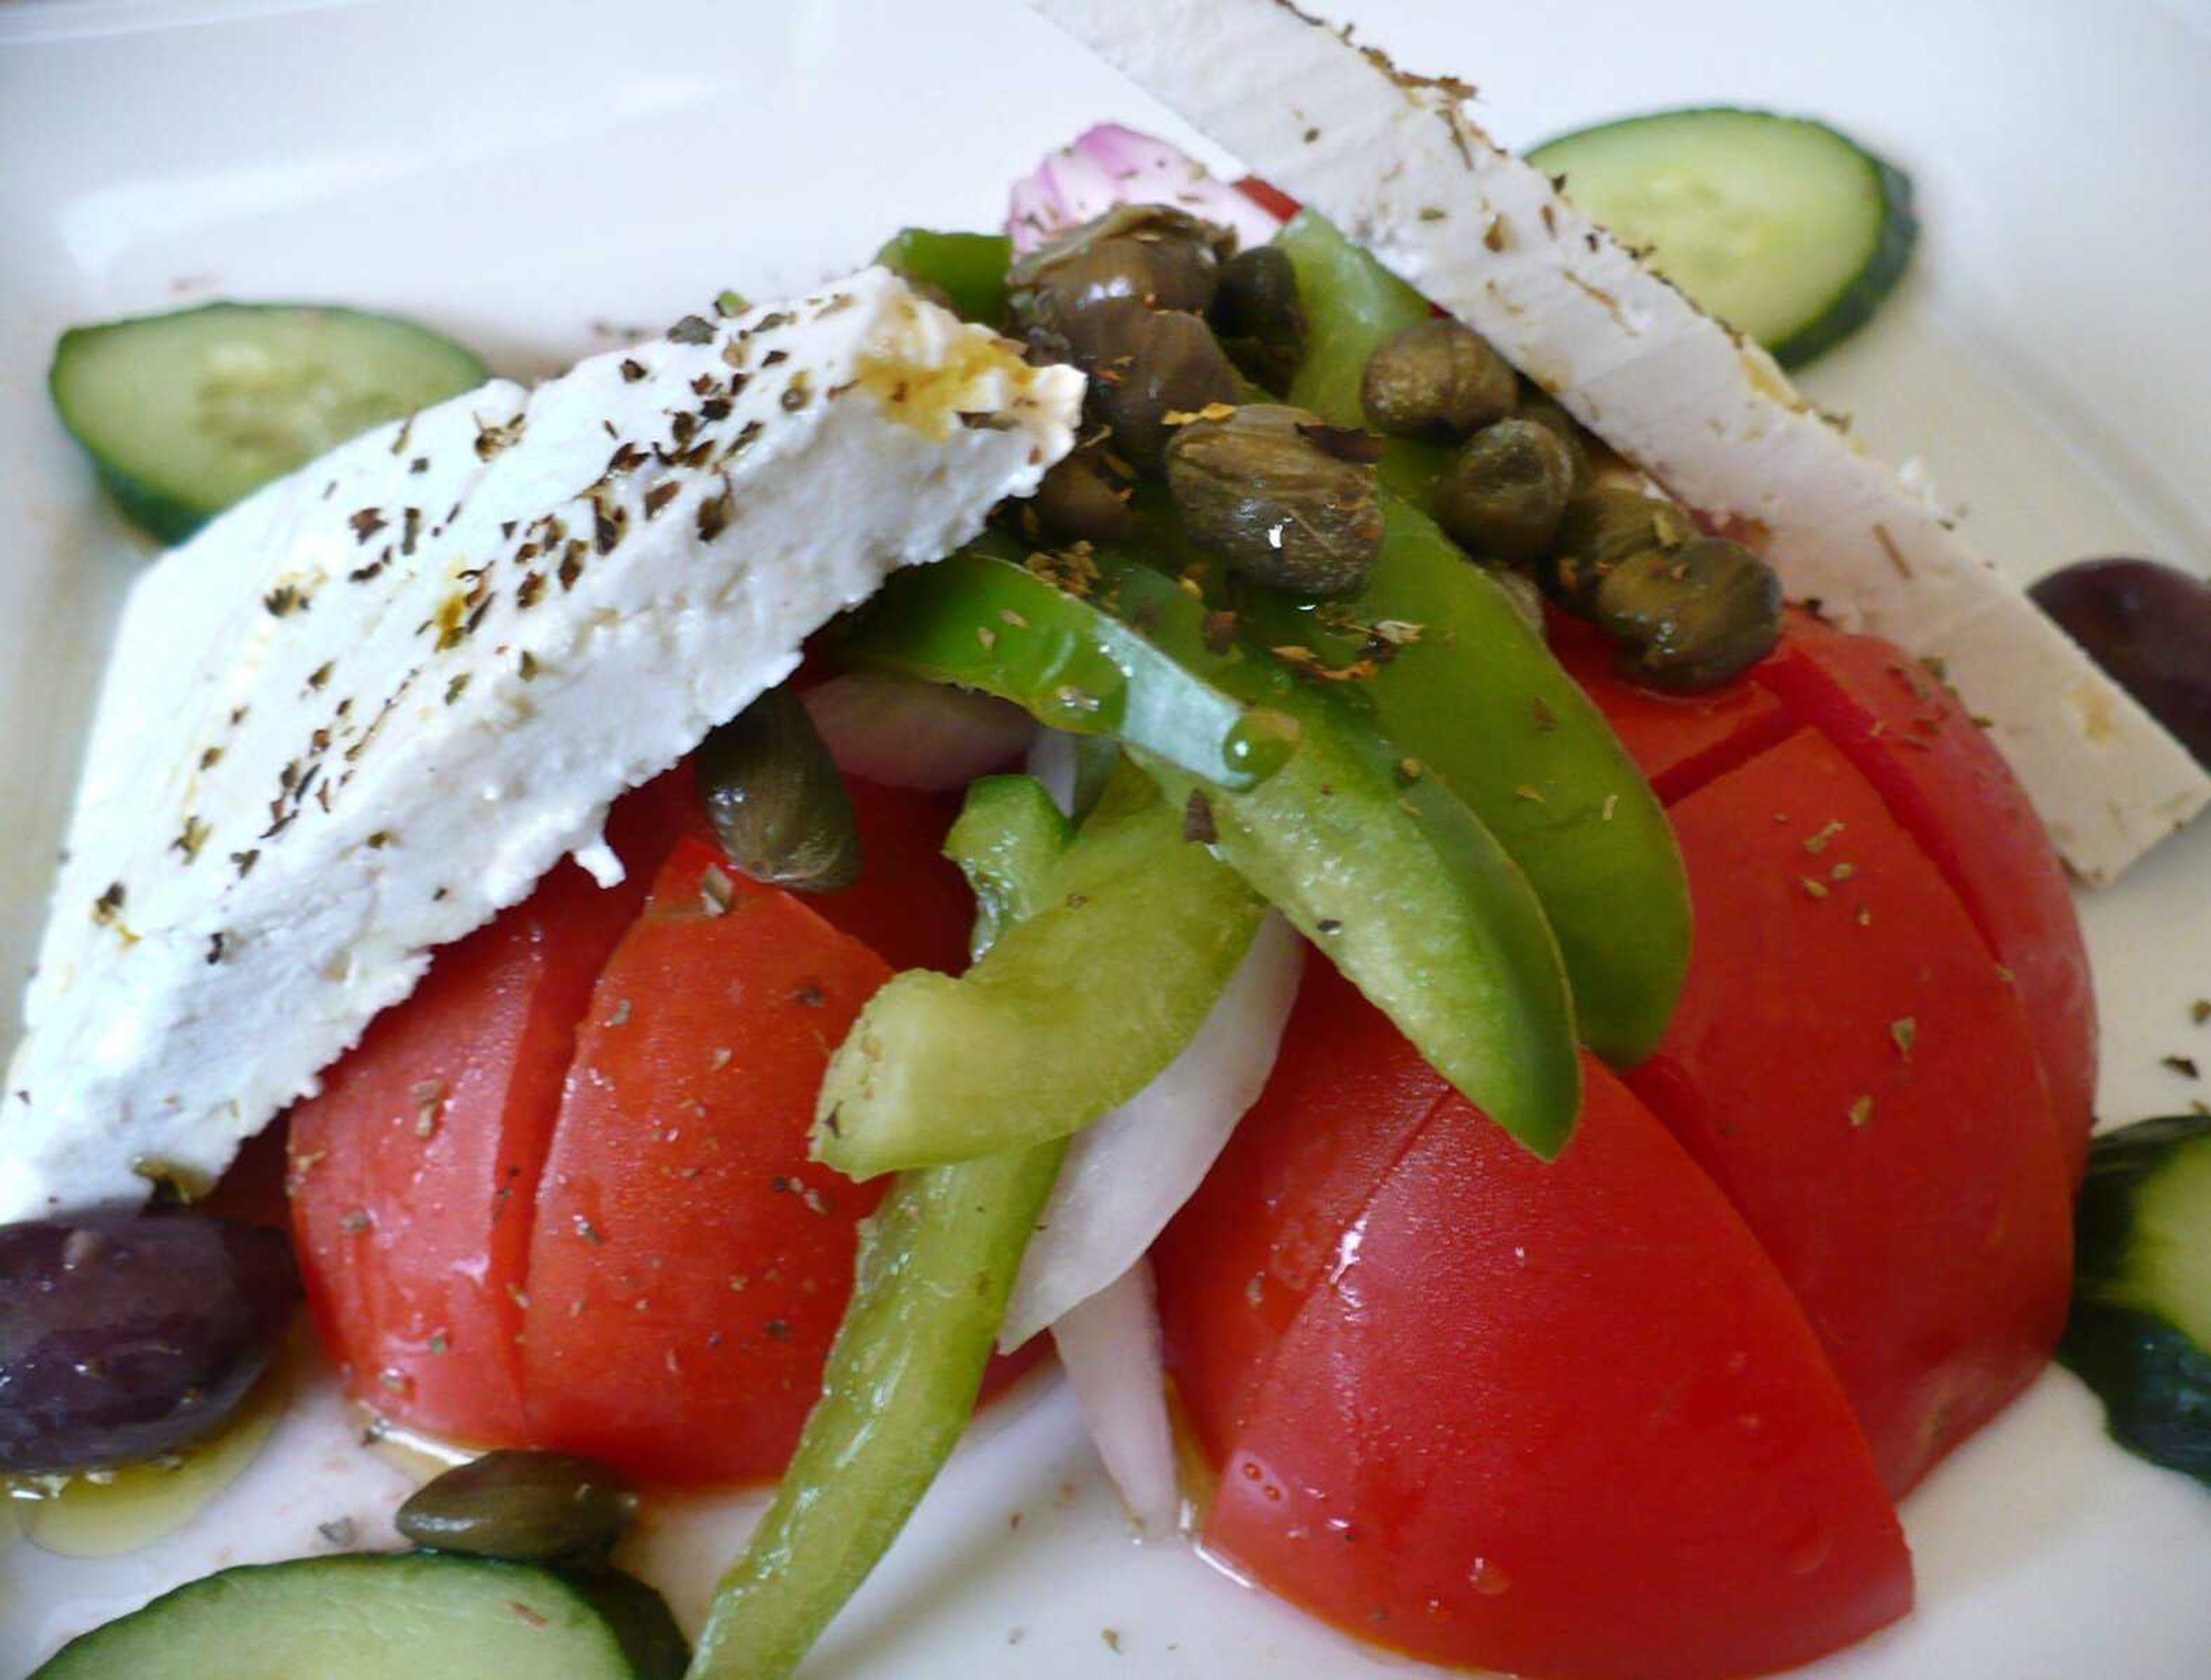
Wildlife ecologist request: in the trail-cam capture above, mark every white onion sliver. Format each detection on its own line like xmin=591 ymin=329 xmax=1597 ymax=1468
xmin=1006 ymin=121 xmax=1285 ymax=254
xmin=1050 ymin=1258 xmax=1180 ymax=1537
xmin=1023 ymin=727 xmax=1083 ymax=818
xmin=800 ymin=671 xmax=1035 ymax=792
xmin=1002 ymin=912 xmax=1302 ymax=1348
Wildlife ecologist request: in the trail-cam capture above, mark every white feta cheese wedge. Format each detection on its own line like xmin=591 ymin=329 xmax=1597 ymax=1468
xmin=3 ymin=270 xmax=1081 ymax=1221
xmin=1031 ymin=0 xmax=2210 ymax=883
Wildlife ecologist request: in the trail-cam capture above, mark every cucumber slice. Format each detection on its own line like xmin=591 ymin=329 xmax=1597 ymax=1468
xmin=50 ymin=302 xmax=488 ymax=543
xmin=1529 ymin=107 xmax=1916 ymax=367
xmin=32 ymin=1552 xmax=688 ymax=1679
xmin=2060 ymin=1114 xmax=2211 ymax=1489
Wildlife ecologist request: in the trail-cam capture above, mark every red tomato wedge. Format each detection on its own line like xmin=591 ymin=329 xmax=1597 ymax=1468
xmin=1546 ymin=614 xmax=1798 ymax=804
xmin=1751 ymin=621 xmax=2096 ymax=1177
xmin=807 ymin=778 xmax=977 ymax=976
xmin=1154 ymin=959 xmax=1454 ymax=1465
xmin=1178 ymin=1042 xmax=1910 ymax=1680
xmin=1628 ymin=728 xmax=2073 ymax=1495
xmin=521 ymin=837 xmax=895 ymax=1484
xmin=287 ymin=853 xmax=654 ymax=1445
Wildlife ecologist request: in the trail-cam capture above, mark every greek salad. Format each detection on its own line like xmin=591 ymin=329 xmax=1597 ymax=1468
xmin=6 ymin=3 xmax=2211 ymax=1678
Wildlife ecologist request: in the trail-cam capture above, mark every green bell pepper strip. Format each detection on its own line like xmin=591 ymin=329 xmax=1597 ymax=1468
xmin=814 ymin=762 xmax=1265 ymax=1179
xmin=841 ymin=535 xmax=1582 ymax=1159
xmin=871 ymin=229 xmax=1013 ymax=326
xmin=686 ymin=783 xmax=1072 ymax=1680
xmin=1252 ymin=211 xmax=1692 ymax=1066
xmin=946 ymin=773 xmax=1073 ymax=960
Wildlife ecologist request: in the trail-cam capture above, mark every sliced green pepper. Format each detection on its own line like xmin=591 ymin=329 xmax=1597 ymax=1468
xmin=842 ymin=535 xmax=1581 ymax=1158
xmin=946 ymin=773 xmax=1073 ymax=960
xmin=687 ymin=784 xmax=1072 ymax=1680
xmin=1258 ymin=212 xmax=1691 ymax=1065
xmin=871 ymin=229 xmax=1013 ymax=326
xmin=815 ymin=762 xmax=1264 ymax=1179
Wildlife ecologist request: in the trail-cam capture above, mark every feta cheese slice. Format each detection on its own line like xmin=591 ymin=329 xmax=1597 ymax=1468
xmin=3 ymin=269 xmax=1081 ymax=1221
xmin=1031 ymin=0 xmax=2210 ymax=883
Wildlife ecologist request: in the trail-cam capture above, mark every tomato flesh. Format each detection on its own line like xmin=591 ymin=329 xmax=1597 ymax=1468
xmin=287 ymin=853 xmax=653 ymax=1445
xmin=1627 ymin=727 xmax=2072 ymax=1495
xmin=1154 ymin=958 xmax=1454 ymax=1464
xmin=1186 ymin=1041 xmax=1910 ymax=1680
xmin=521 ymin=838 xmax=894 ymax=1483
xmin=1752 ymin=621 xmax=2096 ymax=1176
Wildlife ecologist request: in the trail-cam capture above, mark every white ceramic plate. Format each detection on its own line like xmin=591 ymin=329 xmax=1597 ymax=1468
xmin=3 ymin=1 xmax=2209 ymax=1674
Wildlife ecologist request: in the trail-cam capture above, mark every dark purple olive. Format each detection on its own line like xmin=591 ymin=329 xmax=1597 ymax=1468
xmin=0 ymin=1210 xmax=299 ymax=1474
xmin=2031 ymin=558 xmax=2211 ymax=769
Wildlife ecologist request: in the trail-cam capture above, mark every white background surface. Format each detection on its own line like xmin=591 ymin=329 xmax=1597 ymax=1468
xmin=3 ymin=1 xmax=2210 ymax=1675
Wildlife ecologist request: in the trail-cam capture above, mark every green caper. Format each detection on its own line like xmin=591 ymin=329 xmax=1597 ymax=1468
xmin=1080 ymin=302 xmax=1242 ymax=470
xmin=1209 ymin=245 xmax=1308 ymax=392
xmin=1595 ymin=537 xmax=1784 ymax=693
xmin=1540 ymin=487 xmax=1696 ymax=618
xmin=1433 ymin=418 xmax=1576 ymax=564
xmin=1514 ymin=382 xmax=1593 ymax=493
xmin=1029 ymin=443 xmax=1135 ymax=542
xmin=395 ymin=1450 xmax=635 ymax=1563
xmin=1010 ymin=204 xmax=1233 ymax=336
xmin=1164 ymin=402 xmax=1384 ymax=595
xmin=696 ymin=687 xmax=861 ymax=892
xmin=1359 ymin=318 xmax=1518 ymax=440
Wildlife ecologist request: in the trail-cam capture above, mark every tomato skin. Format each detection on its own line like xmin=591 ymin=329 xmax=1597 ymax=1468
xmin=287 ymin=854 xmax=653 ymax=1445
xmin=1182 ymin=1043 xmax=1910 ymax=1680
xmin=1546 ymin=614 xmax=1798 ymax=804
xmin=1628 ymin=728 xmax=2072 ymax=1495
xmin=1751 ymin=621 xmax=2096 ymax=1178
xmin=521 ymin=838 xmax=894 ymax=1484
xmin=1233 ymin=175 xmax=1302 ymax=222
xmin=1154 ymin=957 xmax=1454 ymax=1465
xmin=807 ymin=778 xmax=977 ymax=976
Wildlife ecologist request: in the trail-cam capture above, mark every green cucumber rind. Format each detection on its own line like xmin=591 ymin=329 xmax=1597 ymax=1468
xmin=2059 ymin=1302 xmax=2211 ymax=1491
xmin=50 ymin=302 xmax=489 ymax=545
xmin=1529 ymin=106 xmax=1918 ymax=369
xmin=31 ymin=1552 xmax=687 ymax=1679
xmin=2058 ymin=1113 xmax=2211 ymax=1489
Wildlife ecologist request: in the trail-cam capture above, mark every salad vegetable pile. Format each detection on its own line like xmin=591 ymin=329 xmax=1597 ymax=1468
xmin=7 ymin=8 xmax=2210 ymax=1680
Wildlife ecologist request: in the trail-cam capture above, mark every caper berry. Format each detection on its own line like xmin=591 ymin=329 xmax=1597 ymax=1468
xmin=396 ymin=1449 xmax=635 ymax=1563
xmin=1595 ymin=537 xmax=1784 ymax=693
xmin=1080 ymin=302 xmax=1241 ymax=470
xmin=1030 ymin=443 xmax=1135 ymax=543
xmin=1359 ymin=318 xmax=1518 ymax=440
xmin=696 ymin=687 xmax=861 ymax=892
xmin=1010 ymin=204 xmax=1233 ymax=337
xmin=1433 ymin=418 xmax=1576 ymax=564
xmin=1541 ymin=487 xmax=1696 ymax=618
xmin=1209 ymin=245 xmax=1308 ymax=392
xmin=1514 ymin=383 xmax=1593 ymax=493
xmin=1164 ymin=402 xmax=1385 ymax=596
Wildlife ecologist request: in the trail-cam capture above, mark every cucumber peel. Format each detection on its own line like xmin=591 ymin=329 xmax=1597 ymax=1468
xmin=1530 ymin=107 xmax=1917 ymax=367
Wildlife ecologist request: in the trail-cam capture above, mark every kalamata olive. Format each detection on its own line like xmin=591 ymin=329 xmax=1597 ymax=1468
xmin=396 ymin=1449 xmax=636 ymax=1562
xmin=1433 ymin=418 xmax=1577 ymax=564
xmin=1514 ymin=383 xmax=1594 ymax=493
xmin=1009 ymin=204 xmax=1233 ymax=336
xmin=1029 ymin=443 xmax=1135 ymax=542
xmin=0 ymin=1210 xmax=299 ymax=1475
xmin=1595 ymin=537 xmax=1783 ymax=693
xmin=1209 ymin=245 xmax=1308 ymax=392
xmin=696 ymin=687 xmax=861 ymax=892
xmin=1359 ymin=318 xmax=1518 ymax=440
xmin=1164 ymin=402 xmax=1384 ymax=595
xmin=2030 ymin=558 xmax=2211 ymax=768
xmin=1540 ymin=486 xmax=1696 ymax=617
xmin=1078 ymin=302 xmax=1241 ymax=471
